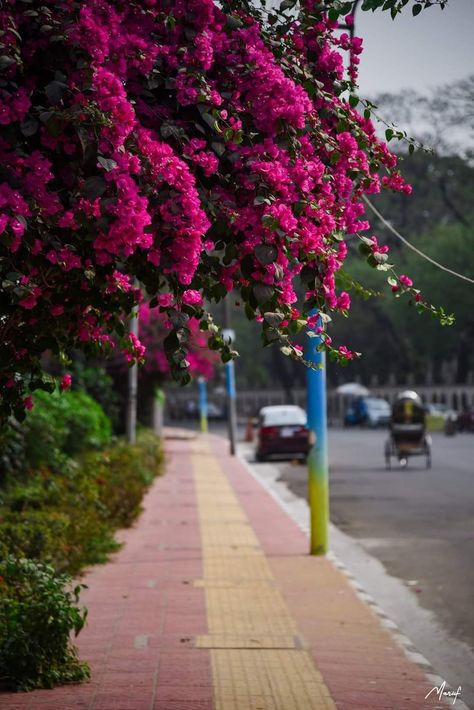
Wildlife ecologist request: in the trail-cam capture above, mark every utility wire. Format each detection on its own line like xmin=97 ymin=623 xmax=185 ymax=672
xmin=362 ymin=194 xmax=474 ymax=286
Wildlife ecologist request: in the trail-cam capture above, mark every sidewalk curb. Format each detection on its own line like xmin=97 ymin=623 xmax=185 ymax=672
xmin=237 ymin=446 xmax=470 ymax=710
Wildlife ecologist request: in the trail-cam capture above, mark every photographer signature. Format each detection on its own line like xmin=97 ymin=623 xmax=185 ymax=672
xmin=425 ymin=681 xmax=462 ymax=705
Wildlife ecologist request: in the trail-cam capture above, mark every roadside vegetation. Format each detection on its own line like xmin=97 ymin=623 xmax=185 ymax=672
xmin=0 ymin=383 xmax=164 ymax=692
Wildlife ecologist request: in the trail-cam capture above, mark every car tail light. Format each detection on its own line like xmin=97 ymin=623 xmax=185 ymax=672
xmin=261 ymin=426 xmax=279 ymax=438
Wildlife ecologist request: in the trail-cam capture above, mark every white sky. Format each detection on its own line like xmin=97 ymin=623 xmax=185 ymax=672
xmin=356 ymin=0 xmax=474 ymax=97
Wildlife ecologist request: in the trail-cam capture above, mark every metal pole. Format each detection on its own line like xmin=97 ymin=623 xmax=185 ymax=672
xmin=305 ymin=316 xmax=329 ymax=555
xmin=225 ymin=360 xmax=237 ymax=456
xmin=126 ymin=309 xmax=138 ymax=444
xmin=153 ymin=387 xmax=165 ymax=438
xmin=223 ymin=298 xmax=237 ymax=456
xmin=198 ymin=377 xmax=208 ymax=433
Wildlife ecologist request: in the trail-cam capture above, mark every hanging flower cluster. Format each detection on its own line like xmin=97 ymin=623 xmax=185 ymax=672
xmin=0 ymin=0 xmax=443 ymax=421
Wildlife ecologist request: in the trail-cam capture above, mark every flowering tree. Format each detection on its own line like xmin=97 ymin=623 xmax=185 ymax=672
xmin=0 ymin=0 xmax=449 ymax=421
xmin=138 ymin=303 xmax=218 ymax=382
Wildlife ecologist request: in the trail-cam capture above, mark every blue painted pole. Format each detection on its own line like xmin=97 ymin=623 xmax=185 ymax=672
xmin=198 ymin=377 xmax=208 ymax=434
xmin=225 ymin=360 xmax=237 ymax=455
xmin=305 ymin=315 xmax=329 ymax=555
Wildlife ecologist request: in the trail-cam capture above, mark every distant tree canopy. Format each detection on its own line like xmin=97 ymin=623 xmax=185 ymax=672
xmin=331 ymin=223 xmax=474 ymax=385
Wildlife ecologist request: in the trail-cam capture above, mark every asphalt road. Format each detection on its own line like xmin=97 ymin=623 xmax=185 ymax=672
xmin=275 ymin=428 xmax=474 ymax=655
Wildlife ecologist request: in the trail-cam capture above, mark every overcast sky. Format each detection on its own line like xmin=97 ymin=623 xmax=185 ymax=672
xmin=356 ymin=0 xmax=474 ymax=97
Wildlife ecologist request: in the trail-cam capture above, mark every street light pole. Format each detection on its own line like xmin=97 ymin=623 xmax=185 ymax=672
xmin=305 ymin=317 xmax=329 ymax=555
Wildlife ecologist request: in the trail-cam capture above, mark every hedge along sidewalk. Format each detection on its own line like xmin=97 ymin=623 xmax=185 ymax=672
xmin=0 ymin=428 xmax=166 ymax=696
xmin=0 ymin=430 xmax=456 ymax=709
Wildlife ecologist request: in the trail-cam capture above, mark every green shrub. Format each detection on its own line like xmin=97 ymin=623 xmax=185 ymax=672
xmin=26 ymin=389 xmax=112 ymax=459
xmin=0 ymin=431 xmax=163 ymax=576
xmin=0 ymin=556 xmax=90 ymax=692
xmin=0 ymin=461 xmax=119 ymax=575
xmin=81 ymin=429 xmax=164 ymax=529
xmin=0 ymin=511 xmax=70 ymax=565
xmin=69 ymin=360 xmax=120 ymax=430
xmin=0 ymin=390 xmax=112 ymax=485
xmin=0 ymin=420 xmax=29 ymax=485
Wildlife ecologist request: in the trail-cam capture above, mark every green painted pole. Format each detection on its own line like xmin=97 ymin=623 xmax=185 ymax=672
xmin=305 ymin=316 xmax=329 ymax=555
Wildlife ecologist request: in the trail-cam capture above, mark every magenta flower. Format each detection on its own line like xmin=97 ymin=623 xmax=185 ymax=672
xmin=182 ymin=290 xmax=203 ymax=306
xmin=24 ymin=395 xmax=34 ymax=411
xmin=60 ymin=374 xmax=72 ymax=391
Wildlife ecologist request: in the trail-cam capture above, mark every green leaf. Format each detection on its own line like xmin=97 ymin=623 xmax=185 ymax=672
xmin=163 ymin=330 xmax=179 ymax=354
xmin=160 ymin=122 xmax=181 ymax=140
xmin=263 ymin=312 xmax=284 ymax=328
xmin=45 ymin=80 xmax=68 ymax=105
xmin=0 ymin=55 xmax=15 ymax=70
xmin=253 ymin=284 xmax=274 ymax=305
xmin=412 ymin=3 xmax=422 ymax=16
xmin=225 ymin=15 xmax=244 ymax=30
xmin=211 ymin=141 xmax=225 ymax=157
xmin=20 ymin=118 xmax=39 ymax=137
xmin=245 ymin=303 xmax=255 ymax=320
xmin=83 ymin=176 xmax=107 ymax=200
xmin=261 ymin=214 xmax=278 ymax=231
xmin=373 ymin=251 xmax=388 ymax=264
xmin=255 ymin=244 xmax=277 ymax=266
xmin=97 ymin=156 xmax=117 ymax=172
xmin=201 ymin=113 xmax=217 ymax=131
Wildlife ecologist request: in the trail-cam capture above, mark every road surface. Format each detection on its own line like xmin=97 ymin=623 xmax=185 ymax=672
xmin=274 ymin=428 xmax=474 ymax=650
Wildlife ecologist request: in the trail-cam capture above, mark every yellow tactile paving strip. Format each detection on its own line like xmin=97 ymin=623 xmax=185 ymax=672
xmin=192 ymin=440 xmax=336 ymax=710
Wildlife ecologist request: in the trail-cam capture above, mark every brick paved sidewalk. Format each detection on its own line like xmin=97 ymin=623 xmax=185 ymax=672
xmin=0 ymin=432 xmax=454 ymax=709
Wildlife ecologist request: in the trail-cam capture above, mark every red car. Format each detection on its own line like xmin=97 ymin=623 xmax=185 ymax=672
xmin=458 ymin=407 xmax=474 ymax=432
xmin=256 ymin=405 xmax=310 ymax=461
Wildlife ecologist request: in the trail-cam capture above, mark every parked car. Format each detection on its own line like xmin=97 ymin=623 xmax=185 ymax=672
xmin=207 ymin=402 xmax=224 ymax=419
xmin=256 ymin=405 xmax=309 ymax=461
xmin=344 ymin=397 xmax=391 ymax=428
xmin=457 ymin=407 xmax=474 ymax=432
xmin=183 ymin=400 xmax=224 ymax=419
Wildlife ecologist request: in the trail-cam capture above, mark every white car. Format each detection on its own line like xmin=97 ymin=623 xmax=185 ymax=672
xmin=364 ymin=397 xmax=391 ymax=427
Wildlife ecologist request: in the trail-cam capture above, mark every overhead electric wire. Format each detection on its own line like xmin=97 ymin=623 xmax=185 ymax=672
xmin=362 ymin=194 xmax=474 ymax=286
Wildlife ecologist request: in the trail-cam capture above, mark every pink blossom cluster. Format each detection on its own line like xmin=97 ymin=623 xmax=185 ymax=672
xmin=138 ymin=303 xmax=218 ymax=381
xmin=0 ymin=0 xmax=411 ymax=418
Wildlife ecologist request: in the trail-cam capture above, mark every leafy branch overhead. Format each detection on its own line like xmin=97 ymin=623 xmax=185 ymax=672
xmin=0 ymin=0 xmax=450 ymax=420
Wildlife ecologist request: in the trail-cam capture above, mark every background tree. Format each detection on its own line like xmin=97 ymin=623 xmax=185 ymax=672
xmin=107 ymin=304 xmax=219 ymax=427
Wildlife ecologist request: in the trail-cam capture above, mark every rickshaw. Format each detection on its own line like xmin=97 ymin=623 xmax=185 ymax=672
xmin=384 ymin=391 xmax=432 ymax=469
